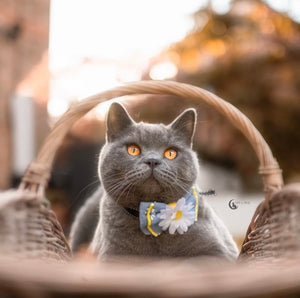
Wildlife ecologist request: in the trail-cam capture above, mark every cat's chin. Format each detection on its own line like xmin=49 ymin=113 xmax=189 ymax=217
xmin=125 ymin=177 xmax=162 ymax=200
xmin=140 ymin=178 xmax=162 ymax=195
xmin=115 ymin=179 xmax=164 ymax=210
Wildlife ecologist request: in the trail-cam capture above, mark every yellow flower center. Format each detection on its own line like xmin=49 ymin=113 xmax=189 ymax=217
xmin=174 ymin=210 xmax=183 ymax=220
xmin=168 ymin=202 xmax=183 ymax=220
xmin=168 ymin=202 xmax=176 ymax=208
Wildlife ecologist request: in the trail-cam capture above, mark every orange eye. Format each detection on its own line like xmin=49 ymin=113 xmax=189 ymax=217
xmin=127 ymin=145 xmax=141 ymax=156
xmin=164 ymin=148 xmax=177 ymax=160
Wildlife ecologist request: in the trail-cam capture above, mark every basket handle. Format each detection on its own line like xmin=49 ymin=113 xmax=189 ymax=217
xmin=20 ymin=80 xmax=283 ymax=198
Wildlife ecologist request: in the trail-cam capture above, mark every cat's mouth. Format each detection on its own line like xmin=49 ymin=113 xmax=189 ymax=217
xmin=143 ymin=176 xmax=161 ymax=190
xmin=131 ymin=169 xmax=162 ymax=194
xmin=144 ymin=169 xmax=170 ymax=190
xmin=125 ymin=173 xmax=164 ymax=207
xmin=137 ymin=166 xmax=177 ymax=192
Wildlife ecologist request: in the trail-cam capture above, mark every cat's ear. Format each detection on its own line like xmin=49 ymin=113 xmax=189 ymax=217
xmin=106 ymin=102 xmax=135 ymax=142
xmin=170 ymin=108 xmax=197 ymax=146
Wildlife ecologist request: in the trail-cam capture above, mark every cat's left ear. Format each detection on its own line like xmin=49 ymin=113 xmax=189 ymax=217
xmin=106 ymin=102 xmax=135 ymax=142
xmin=170 ymin=108 xmax=197 ymax=146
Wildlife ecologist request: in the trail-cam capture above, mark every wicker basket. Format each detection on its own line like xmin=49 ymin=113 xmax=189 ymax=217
xmin=1 ymin=80 xmax=300 ymax=297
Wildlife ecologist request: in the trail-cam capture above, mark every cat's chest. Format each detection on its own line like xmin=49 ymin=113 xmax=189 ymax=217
xmin=99 ymin=208 xmax=209 ymax=257
xmin=97 ymin=196 xmax=219 ymax=257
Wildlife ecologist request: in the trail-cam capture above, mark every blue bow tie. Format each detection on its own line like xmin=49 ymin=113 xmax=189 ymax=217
xmin=139 ymin=188 xmax=200 ymax=236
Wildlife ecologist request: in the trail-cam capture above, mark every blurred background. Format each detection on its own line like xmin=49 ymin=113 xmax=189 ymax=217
xmin=1 ymin=0 xmax=300 ymax=245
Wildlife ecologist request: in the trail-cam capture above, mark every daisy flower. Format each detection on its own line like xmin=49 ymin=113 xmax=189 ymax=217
xmin=157 ymin=198 xmax=196 ymax=235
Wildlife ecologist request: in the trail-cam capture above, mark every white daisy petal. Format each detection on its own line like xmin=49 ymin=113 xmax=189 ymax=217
xmin=177 ymin=226 xmax=184 ymax=234
xmin=176 ymin=198 xmax=185 ymax=209
xmin=187 ymin=218 xmax=195 ymax=224
xmin=157 ymin=213 xmax=167 ymax=220
xmin=169 ymin=223 xmax=177 ymax=234
xmin=165 ymin=206 xmax=174 ymax=212
xmin=161 ymin=225 xmax=169 ymax=231
xmin=159 ymin=219 xmax=171 ymax=230
xmin=180 ymin=222 xmax=188 ymax=232
xmin=174 ymin=220 xmax=180 ymax=229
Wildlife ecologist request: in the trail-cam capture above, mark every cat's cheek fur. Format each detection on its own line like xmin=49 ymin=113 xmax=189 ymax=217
xmin=178 ymin=150 xmax=199 ymax=181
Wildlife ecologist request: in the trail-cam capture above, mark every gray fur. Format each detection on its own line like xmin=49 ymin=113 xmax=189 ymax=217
xmin=69 ymin=188 xmax=102 ymax=251
xmin=69 ymin=103 xmax=238 ymax=261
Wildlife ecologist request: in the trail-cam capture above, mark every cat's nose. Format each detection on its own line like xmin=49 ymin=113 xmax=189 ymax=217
xmin=144 ymin=158 xmax=161 ymax=169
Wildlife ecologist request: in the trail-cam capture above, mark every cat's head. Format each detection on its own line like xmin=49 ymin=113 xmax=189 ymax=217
xmin=99 ymin=102 xmax=199 ymax=209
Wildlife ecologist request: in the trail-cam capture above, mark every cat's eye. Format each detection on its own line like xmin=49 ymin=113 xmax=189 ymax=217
xmin=164 ymin=148 xmax=177 ymax=160
xmin=127 ymin=145 xmax=141 ymax=156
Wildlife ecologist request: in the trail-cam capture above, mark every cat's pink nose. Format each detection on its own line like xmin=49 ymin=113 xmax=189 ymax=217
xmin=144 ymin=158 xmax=161 ymax=169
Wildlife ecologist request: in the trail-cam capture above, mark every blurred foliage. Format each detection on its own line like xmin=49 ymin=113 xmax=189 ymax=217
xmin=143 ymin=0 xmax=300 ymax=188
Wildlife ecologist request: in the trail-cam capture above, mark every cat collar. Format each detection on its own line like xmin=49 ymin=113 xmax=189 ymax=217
xmin=139 ymin=187 xmax=200 ymax=237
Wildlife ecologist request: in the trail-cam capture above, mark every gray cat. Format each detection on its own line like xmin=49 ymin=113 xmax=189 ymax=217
xmin=69 ymin=102 xmax=238 ymax=261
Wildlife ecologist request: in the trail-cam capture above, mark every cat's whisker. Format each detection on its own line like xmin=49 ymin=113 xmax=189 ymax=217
xmin=106 ymin=181 xmax=128 ymax=196
xmin=115 ymin=183 xmax=132 ymax=204
xmin=123 ymin=183 xmax=135 ymax=204
xmin=165 ymin=184 xmax=178 ymax=200
xmin=70 ymin=180 xmax=100 ymax=208
xmin=105 ymin=173 xmax=127 ymax=180
xmin=174 ymin=182 xmax=190 ymax=194
xmin=176 ymin=175 xmax=193 ymax=182
xmin=109 ymin=182 xmax=128 ymax=195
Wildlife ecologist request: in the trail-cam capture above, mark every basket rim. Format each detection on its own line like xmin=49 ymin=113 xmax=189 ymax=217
xmin=20 ymin=80 xmax=283 ymax=196
xmin=0 ymin=254 xmax=300 ymax=297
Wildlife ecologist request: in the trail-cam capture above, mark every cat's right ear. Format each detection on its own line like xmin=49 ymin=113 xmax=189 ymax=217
xmin=106 ymin=102 xmax=135 ymax=142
